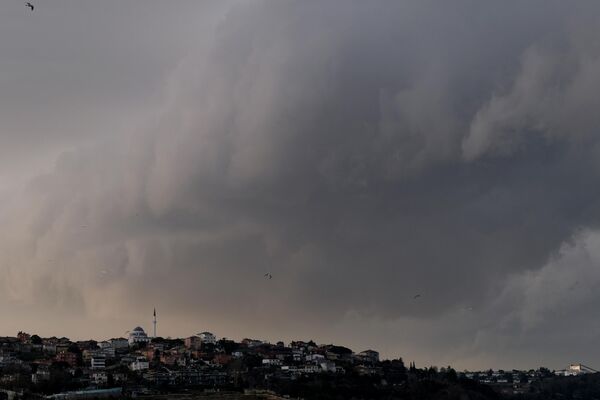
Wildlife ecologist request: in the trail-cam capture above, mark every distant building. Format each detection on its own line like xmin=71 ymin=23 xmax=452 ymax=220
xmin=98 ymin=341 xmax=111 ymax=350
xmin=356 ymin=350 xmax=380 ymax=363
xmin=130 ymin=356 xmax=150 ymax=371
xmin=91 ymin=356 xmax=106 ymax=370
xmin=109 ymin=338 xmax=129 ymax=349
xmin=55 ymin=351 xmax=78 ymax=367
xmin=43 ymin=343 xmax=57 ymax=354
xmin=184 ymin=336 xmax=202 ymax=350
xmin=319 ymin=361 xmax=337 ymax=373
xmin=128 ymin=327 xmax=150 ymax=345
xmin=355 ymin=364 xmax=380 ymax=375
xmin=55 ymin=343 xmax=71 ymax=354
xmin=561 ymin=363 xmax=597 ymax=376
xmin=292 ymin=350 xmax=303 ymax=362
xmin=102 ymin=347 xmax=115 ymax=359
xmin=306 ymin=353 xmax=325 ymax=362
xmin=92 ymin=371 xmax=108 ymax=385
xmin=32 ymin=365 xmax=51 ymax=384
xmin=241 ymin=338 xmax=263 ymax=347
xmin=82 ymin=349 xmax=103 ymax=363
xmin=197 ymin=332 xmax=217 ymax=345
xmin=262 ymin=358 xmax=282 ymax=366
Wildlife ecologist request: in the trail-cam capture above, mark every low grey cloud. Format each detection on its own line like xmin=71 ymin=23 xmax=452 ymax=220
xmin=2 ymin=0 xmax=600 ymax=369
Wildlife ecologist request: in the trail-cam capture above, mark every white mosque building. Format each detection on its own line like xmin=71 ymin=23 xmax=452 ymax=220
xmin=127 ymin=309 xmax=157 ymax=346
xmin=128 ymin=326 xmax=151 ymax=345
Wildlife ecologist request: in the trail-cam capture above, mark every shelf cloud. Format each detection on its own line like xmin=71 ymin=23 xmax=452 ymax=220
xmin=2 ymin=0 xmax=600 ymax=369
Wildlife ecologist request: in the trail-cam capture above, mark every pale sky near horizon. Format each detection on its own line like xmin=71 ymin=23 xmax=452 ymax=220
xmin=3 ymin=0 xmax=600 ymax=371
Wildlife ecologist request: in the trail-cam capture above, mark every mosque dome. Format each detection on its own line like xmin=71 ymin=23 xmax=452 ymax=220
xmin=128 ymin=326 xmax=150 ymax=345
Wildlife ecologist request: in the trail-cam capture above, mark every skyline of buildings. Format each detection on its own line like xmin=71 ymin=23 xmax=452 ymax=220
xmin=0 ymin=324 xmax=593 ymax=400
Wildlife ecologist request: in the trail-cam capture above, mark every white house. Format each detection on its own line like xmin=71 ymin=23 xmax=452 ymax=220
xmin=356 ymin=350 xmax=380 ymax=363
xmin=98 ymin=341 xmax=111 ymax=350
xmin=32 ymin=366 xmax=51 ymax=384
xmin=102 ymin=347 xmax=116 ymax=359
xmin=305 ymin=353 xmax=325 ymax=362
xmin=197 ymin=332 xmax=217 ymax=345
xmin=130 ymin=356 xmax=150 ymax=371
xmin=302 ymin=365 xmax=320 ymax=374
xmin=92 ymin=372 xmax=108 ymax=385
xmin=43 ymin=344 xmax=57 ymax=354
xmin=262 ymin=359 xmax=282 ymax=366
xmin=319 ymin=361 xmax=337 ymax=373
xmin=91 ymin=356 xmax=106 ymax=370
xmin=562 ymin=364 xmax=596 ymax=376
xmin=292 ymin=350 xmax=303 ymax=362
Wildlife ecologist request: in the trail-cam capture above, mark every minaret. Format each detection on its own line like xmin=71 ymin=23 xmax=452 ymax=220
xmin=153 ymin=308 xmax=157 ymax=338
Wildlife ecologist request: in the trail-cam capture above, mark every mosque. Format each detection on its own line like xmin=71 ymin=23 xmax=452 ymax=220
xmin=128 ymin=326 xmax=151 ymax=345
xmin=128 ymin=309 xmax=157 ymax=345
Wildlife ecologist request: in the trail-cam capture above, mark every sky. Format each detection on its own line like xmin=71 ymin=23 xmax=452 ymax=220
xmin=2 ymin=0 xmax=600 ymax=370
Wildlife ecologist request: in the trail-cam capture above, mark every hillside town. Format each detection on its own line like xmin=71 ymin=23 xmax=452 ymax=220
xmin=0 ymin=323 xmax=597 ymax=399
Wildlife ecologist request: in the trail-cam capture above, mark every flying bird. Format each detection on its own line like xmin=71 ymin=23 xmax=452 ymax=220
xmin=26 ymin=2 xmax=34 ymax=11
xmin=264 ymin=273 xmax=272 ymax=280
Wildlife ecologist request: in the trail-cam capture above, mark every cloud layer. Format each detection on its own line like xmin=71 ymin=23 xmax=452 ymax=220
xmin=3 ymin=1 xmax=600 ymax=369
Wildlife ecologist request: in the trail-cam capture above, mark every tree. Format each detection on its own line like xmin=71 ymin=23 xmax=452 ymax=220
xmin=218 ymin=339 xmax=238 ymax=354
xmin=67 ymin=343 xmax=81 ymax=354
xmin=30 ymin=335 xmax=42 ymax=345
xmin=330 ymin=345 xmax=352 ymax=354
xmin=445 ymin=366 xmax=458 ymax=382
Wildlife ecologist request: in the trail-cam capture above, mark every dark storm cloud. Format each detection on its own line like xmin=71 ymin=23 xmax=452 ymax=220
xmin=0 ymin=0 xmax=228 ymax=183
xmin=2 ymin=0 xmax=600 ymax=368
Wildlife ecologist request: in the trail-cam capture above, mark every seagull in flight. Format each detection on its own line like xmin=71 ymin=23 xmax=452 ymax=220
xmin=264 ymin=273 xmax=272 ymax=280
xmin=26 ymin=2 xmax=34 ymax=11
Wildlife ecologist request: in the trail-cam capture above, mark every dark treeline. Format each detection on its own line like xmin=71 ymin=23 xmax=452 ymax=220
xmin=262 ymin=361 xmax=600 ymax=400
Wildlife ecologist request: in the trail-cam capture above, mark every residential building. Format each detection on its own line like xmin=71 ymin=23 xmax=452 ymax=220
xmin=357 ymin=350 xmax=380 ymax=363
xmin=130 ymin=356 xmax=150 ymax=371
xmin=197 ymin=332 xmax=217 ymax=345
xmin=184 ymin=336 xmax=202 ymax=350
xmin=91 ymin=356 xmax=106 ymax=370
xmin=92 ymin=371 xmax=108 ymax=385
xmin=109 ymin=338 xmax=129 ymax=350
xmin=55 ymin=351 xmax=78 ymax=367
xmin=262 ymin=358 xmax=282 ymax=366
